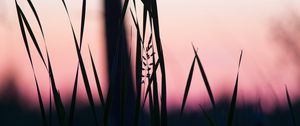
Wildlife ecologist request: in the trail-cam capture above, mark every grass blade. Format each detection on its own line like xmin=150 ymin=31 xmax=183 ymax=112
xmin=61 ymin=0 xmax=70 ymax=17
xmin=46 ymin=51 xmax=66 ymax=126
xmin=120 ymin=0 xmax=129 ymax=27
xmin=103 ymin=86 xmax=112 ymax=126
xmin=49 ymin=86 xmax=52 ymax=126
xmin=16 ymin=2 xmax=48 ymax=126
xmin=130 ymin=9 xmax=142 ymax=40
xmin=88 ymin=47 xmax=105 ymax=106
xmin=130 ymin=8 xmax=143 ymax=126
xmin=192 ymin=44 xmax=215 ymax=108
xmin=180 ymin=56 xmax=196 ymax=116
xmin=16 ymin=3 xmax=47 ymax=67
xmin=27 ymin=0 xmax=45 ymax=40
xmin=68 ymin=66 xmax=79 ymax=126
xmin=16 ymin=1 xmax=33 ymax=68
xmin=142 ymin=0 xmax=148 ymax=43
xmin=227 ymin=50 xmax=243 ymax=126
xmin=79 ymin=0 xmax=86 ymax=46
xmin=285 ymin=86 xmax=296 ymax=126
xmin=148 ymin=82 xmax=155 ymax=126
xmin=150 ymin=0 xmax=168 ymax=124
xmin=61 ymin=1 xmax=98 ymax=125
xmin=35 ymin=75 xmax=48 ymax=126
xmin=73 ymin=32 xmax=98 ymax=126
xmin=151 ymin=45 xmax=160 ymax=126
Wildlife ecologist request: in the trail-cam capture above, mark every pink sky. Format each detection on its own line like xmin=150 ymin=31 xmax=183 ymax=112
xmin=1 ymin=0 xmax=300 ymax=112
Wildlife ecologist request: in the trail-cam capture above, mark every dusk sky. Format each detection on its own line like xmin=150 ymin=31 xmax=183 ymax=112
xmin=1 ymin=0 xmax=300 ymax=113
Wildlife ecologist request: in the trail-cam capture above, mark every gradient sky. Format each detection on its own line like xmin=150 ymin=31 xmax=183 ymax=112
xmin=1 ymin=0 xmax=300 ymax=112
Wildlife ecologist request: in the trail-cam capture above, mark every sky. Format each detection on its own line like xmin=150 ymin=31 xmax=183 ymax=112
xmin=0 ymin=0 xmax=300 ymax=113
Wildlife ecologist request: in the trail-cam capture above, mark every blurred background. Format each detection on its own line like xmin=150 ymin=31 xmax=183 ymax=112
xmin=1 ymin=0 xmax=300 ymax=125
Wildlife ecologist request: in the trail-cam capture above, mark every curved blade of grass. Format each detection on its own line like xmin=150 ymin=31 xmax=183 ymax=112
xmin=16 ymin=4 xmax=46 ymax=67
xmin=130 ymin=7 xmax=144 ymax=126
xmin=103 ymin=86 xmax=112 ymax=126
xmin=46 ymin=51 xmax=66 ymax=126
xmin=142 ymin=1 xmax=148 ymax=43
xmin=192 ymin=44 xmax=215 ymax=109
xmin=73 ymin=32 xmax=98 ymax=126
xmin=180 ymin=56 xmax=196 ymax=116
xmin=151 ymin=44 xmax=160 ymax=126
xmin=27 ymin=0 xmax=45 ymax=40
xmin=133 ymin=0 xmax=136 ymax=10
xmin=130 ymin=9 xmax=142 ymax=40
xmin=61 ymin=0 xmax=86 ymax=47
xmin=131 ymin=8 xmax=144 ymax=126
xmin=134 ymin=25 xmax=143 ymax=126
xmin=35 ymin=74 xmax=48 ymax=126
xmin=105 ymin=0 xmax=129 ymax=54
xmin=148 ymin=82 xmax=155 ymax=126
xmin=150 ymin=0 xmax=168 ymax=124
xmin=88 ymin=47 xmax=105 ymax=106
xmin=49 ymin=86 xmax=52 ymax=126
xmin=120 ymin=0 xmax=129 ymax=27
xmin=16 ymin=2 xmax=48 ymax=126
xmin=68 ymin=66 xmax=79 ymax=126
xmin=21 ymin=2 xmax=51 ymax=124
xmin=61 ymin=1 xmax=98 ymax=125
xmin=141 ymin=0 xmax=152 ymax=17
xmin=285 ymin=86 xmax=296 ymax=126
xmin=79 ymin=0 xmax=86 ymax=46
xmin=227 ymin=50 xmax=243 ymax=126
xmin=63 ymin=1 xmax=87 ymax=124
xmin=16 ymin=1 xmax=33 ymax=68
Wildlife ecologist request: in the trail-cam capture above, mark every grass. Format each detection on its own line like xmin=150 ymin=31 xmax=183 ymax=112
xmin=14 ymin=0 xmax=298 ymax=126
xmin=181 ymin=55 xmax=196 ymax=115
xmin=227 ymin=50 xmax=243 ymax=126
xmin=286 ymin=86 xmax=296 ymax=126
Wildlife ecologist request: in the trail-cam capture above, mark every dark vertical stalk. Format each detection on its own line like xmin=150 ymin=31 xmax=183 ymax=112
xmin=104 ymin=0 xmax=135 ymax=125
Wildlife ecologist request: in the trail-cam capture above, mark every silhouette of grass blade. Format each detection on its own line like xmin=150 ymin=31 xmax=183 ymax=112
xmin=180 ymin=56 xmax=196 ymax=116
xmin=88 ymin=47 xmax=105 ymax=106
xmin=61 ymin=0 xmax=70 ymax=16
xmin=15 ymin=1 xmax=33 ymax=67
xmin=192 ymin=45 xmax=215 ymax=108
xmin=120 ymin=0 xmax=129 ymax=26
xmin=49 ymin=87 xmax=52 ymax=126
xmin=27 ymin=0 xmax=45 ymax=40
xmin=16 ymin=2 xmax=48 ymax=126
xmin=134 ymin=21 xmax=143 ymax=126
xmin=150 ymin=0 xmax=168 ymax=125
xmin=60 ymin=1 xmax=98 ymax=125
xmin=130 ymin=9 xmax=142 ymax=40
xmin=103 ymin=86 xmax=111 ymax=126
xmin=68 ymin=66 xmax=79 ymax=126
xmin=285 ymin=86 xmax=296 ymax=126
xmin=73 ymin=32 xmax=98 ymax=126
xmin=148 ymin=83 xmax=155 ymax=126
xmin=35 ymin=74 xmax=48 ymax=126
xmin=151 ymin=45 xmax=160 ymax=126
xmin=227 ymin=50 xmax=243 ymax=126
xmin=142 ymin=2 xmax=148 ymax=43
xmin=79 ymin=0 xmax=86 ymax=46
xmin=130 ymin=7 xmax=143 ymax=126
xmin=46 ymin=51 xmax=66 ymax=126
xmin=16 ymin=4 xmax=47 ymax=67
